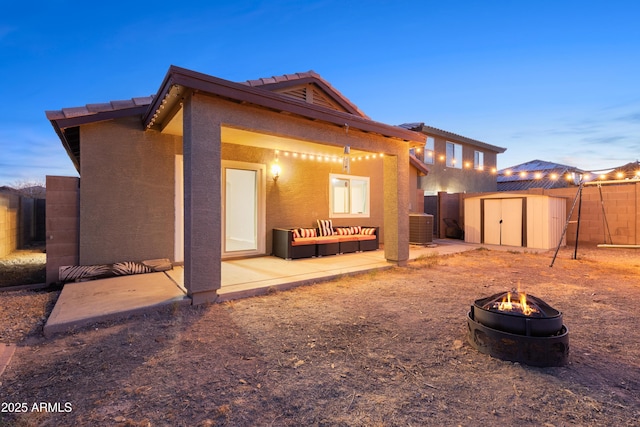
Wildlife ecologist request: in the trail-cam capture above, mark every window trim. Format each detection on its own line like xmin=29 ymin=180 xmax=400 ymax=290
xmin=446 ymin=141 xmax=462 ymax=169
xmin=329 ymin=173 xmax=370 ymax=218
xmin=424 ymin=136 xmax=435 ymax=165
xmin=474 ymin=150 xmax=484 ymax=170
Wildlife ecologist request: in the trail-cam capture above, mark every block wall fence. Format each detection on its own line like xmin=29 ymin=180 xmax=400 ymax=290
xmin=0 ymin=191 xmax=19 ymax=257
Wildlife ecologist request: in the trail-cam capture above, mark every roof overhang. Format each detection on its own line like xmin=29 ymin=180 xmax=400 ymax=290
xmin=144 ymin=66 xmax=425 ymax=145
xmin=46 ymin=66 xmax=427 ymax=173
xmin=46 ymin=101 xmax=151 ymax=172
xmin=402 ymin=122 xmax=506 ymax=154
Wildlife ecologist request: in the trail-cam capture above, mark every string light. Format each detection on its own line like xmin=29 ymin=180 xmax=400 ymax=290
xmin=276 ymin=149 xmax=385 ymax=163
xmin=498 ymin=168 xmax=640 ymax=182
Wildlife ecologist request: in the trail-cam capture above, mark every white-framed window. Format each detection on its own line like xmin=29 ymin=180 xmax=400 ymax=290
xmin=424 ymin=136 xmax=435 ymax=164
xmin=329 ymin=174 xmax=370 ymax=218
xmin=446 ymin=142 xmax=462 ymax=169
xmin=474 ymin=151 xmax=484 ymax=170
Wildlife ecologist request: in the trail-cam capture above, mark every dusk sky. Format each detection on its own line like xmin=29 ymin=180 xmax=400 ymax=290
xmin=1 ymin=0 xmax=639 ymax=186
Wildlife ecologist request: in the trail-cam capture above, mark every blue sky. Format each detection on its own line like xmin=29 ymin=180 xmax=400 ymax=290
xmin=1 ymin=0 xmax=639 ymax=186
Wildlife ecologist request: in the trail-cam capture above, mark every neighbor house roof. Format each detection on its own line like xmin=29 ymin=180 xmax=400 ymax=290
xmin=497 ymin=159 xmax=584 ymax=191
xmin=399 ymin=122 xmax=507 ymax=154
xmin=47 ymin=66 xmax=425 ymax=172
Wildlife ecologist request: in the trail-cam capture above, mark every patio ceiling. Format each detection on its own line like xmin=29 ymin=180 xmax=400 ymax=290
xmin=163 ymin=108 xmax=382 ymax=158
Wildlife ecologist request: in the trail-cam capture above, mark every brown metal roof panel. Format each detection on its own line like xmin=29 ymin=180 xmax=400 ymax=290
xmin=45 ymin=110 xmax=66 ymax=120
xmin=110 ymin=99 xmax=136 ymax=110
xmin=86 ymin=102 xmax=115 ymax=113
xmin=61 ymin=106 xmax=90 ymax=118
xmin=132 ymin=96 xmax=154 ymax=106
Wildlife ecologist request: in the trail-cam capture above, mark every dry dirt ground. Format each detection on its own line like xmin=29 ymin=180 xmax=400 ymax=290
xmin=0 ymin=245 xmax=639 ymax=426
xmin=0 ymin=247 xmax=46 ymax=289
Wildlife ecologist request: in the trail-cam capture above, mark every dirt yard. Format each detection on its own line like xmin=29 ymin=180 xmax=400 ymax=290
xmin=0 ymin=247 xmax=46 ymax=288
xmin=0 ymin=245 xmax=638 ymax=426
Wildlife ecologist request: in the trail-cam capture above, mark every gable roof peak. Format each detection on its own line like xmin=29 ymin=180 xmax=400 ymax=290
xmin=240 ymin=70 xmax=369 ymax=119
xmin=242 ymin=70 xmax=320 ymax=87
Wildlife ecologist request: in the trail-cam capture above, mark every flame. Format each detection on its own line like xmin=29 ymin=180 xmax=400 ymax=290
xmin=497 ymin=291 xmax=538 ymax=316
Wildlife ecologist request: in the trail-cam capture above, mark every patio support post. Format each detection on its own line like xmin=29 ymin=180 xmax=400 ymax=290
xmin=383 ymin=152 xmax=410 ymax=265
xmin=183 ymin=93 xmax=221 ymax=304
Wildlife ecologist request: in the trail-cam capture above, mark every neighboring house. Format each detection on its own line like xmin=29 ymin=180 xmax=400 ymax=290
xmin=399 ymin=123 xmax=506 ymax=194
xmin=46 ymin=65 xmax=425 ymax=304
xmin=497 ymin=160 xmax=584 ymax=191
xmin=597 ymin=160 xmax=640 ymax=181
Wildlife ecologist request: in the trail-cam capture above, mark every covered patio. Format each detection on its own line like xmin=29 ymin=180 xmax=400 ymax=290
xmin=43 ymin=240 xmax=486 ymax=337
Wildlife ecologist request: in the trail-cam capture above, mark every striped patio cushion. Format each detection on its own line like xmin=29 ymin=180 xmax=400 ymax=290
xmin=317 ymin=219 xmax=334 ymax=236
xmin=294 ymin=228 xmax=317 ymax=239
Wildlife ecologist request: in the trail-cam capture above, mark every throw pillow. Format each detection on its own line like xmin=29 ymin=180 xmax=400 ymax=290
xmin=317 ymin=219 xmax=334 ymax=236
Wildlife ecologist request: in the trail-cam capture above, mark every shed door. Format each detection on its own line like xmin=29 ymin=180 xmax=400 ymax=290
xmin=483 ymin=198 xmax=523 ymax=246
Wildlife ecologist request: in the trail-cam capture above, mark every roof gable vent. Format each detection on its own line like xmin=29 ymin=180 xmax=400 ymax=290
xmin=275 ymin=83 xmax=346 ymax=113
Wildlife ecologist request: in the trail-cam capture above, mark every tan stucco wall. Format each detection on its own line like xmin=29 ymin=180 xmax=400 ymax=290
xmin=79 ymin=117 xmax=181 ymax=265
xmin=74 ymin=92 xmax=413 ymax=300
xmin=221 ymin=143 xmax=386 ymax=254
xmin=206 ymin=95 xmax=410 ymax=258
xmin=419 ymin=136 xmax=499 ymax=194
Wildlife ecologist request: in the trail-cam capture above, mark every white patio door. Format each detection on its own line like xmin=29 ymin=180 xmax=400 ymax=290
xmin=221 ymin=161 xmax=266 ymax=258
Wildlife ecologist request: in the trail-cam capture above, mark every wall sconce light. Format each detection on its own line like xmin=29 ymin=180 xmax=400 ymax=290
xmin=271 ymin=164 xmax=281 ymax=182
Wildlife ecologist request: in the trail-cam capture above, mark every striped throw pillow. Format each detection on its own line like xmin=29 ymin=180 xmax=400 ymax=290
xmin=295 ymin=228 xmax=317 ymax=238
xmin=317 ymin=219 xmax=334 ymax=236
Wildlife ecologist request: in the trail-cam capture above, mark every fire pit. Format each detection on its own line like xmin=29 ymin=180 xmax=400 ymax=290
xmin=467 ymin=291 xmax=569 ymax=367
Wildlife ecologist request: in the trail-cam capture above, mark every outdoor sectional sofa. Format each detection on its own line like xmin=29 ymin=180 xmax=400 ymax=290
xmin=272 ymin=221 xmax=379 ymax=260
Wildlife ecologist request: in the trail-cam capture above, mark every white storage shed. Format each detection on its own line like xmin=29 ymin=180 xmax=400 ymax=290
xmin=464 ymin=193 xmax=567 ymax=250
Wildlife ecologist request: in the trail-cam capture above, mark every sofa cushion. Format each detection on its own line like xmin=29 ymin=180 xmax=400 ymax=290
xmin=291 ymin=237 xmax=317 ymax=246
xmin=361 ymin=227 xmax=377 ymax=235
xmin=337 ymin=235 xmax=359 ymax=242
xmin=315 ymin=236 xmax=340 ymax=244
xmin=356 ymin=234 xmax=376 ymax=241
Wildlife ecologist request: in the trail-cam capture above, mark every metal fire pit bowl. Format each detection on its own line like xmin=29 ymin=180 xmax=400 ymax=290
xmin=472 ymin=292 xmax=563 ymax=337
xmin=467 ymin=292 xmax=569 ymax=367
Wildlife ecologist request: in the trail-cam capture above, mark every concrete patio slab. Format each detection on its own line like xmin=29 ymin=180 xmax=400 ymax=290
xmin=43 ymin=271 xmax=190 ymax=337
xmin=42 ymin=240 xmax=539 ymax=336
xmin=218 ymin=249 xmax=392 ymax=300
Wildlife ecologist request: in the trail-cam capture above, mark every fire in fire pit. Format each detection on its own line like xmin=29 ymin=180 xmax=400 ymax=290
xmin=467 ymin=291 xmax=569 ymax=367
